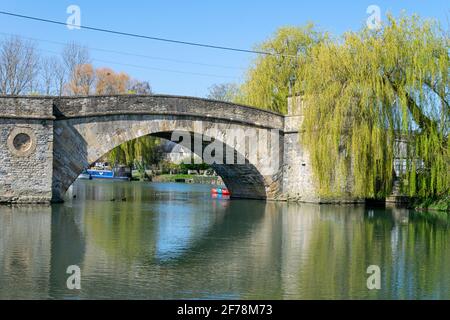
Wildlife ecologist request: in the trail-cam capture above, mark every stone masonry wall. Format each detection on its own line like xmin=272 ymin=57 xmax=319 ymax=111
xmin=281 ymin=97 xmax=319 ymax=202
xmin=0 ymin=119 xmax=54 ymax=203
xmin=0 ymin=97 xmax=54 ymax=204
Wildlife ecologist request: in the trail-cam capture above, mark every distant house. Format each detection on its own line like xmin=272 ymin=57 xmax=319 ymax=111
xmin=161 ymin=140 xmax=201 ymax=164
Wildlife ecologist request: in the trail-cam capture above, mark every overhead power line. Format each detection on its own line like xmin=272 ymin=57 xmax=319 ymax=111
xmin=0 ymin=32 xmax=245 ymax=71
xmin=92 ymin=57 xmax=239 ymax=79
xmin=37 ymin=48 xmax=240 ymax=80
xmin=0 ymin=10 xmax=277 ymax=56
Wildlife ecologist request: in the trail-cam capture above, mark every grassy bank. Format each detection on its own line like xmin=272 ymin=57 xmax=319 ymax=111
xmin=412 ymin=194 xmax=450 ymax=212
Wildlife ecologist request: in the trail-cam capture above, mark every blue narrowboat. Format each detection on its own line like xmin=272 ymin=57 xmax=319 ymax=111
xmin=79 ymin=163 xmax=131 ymax=181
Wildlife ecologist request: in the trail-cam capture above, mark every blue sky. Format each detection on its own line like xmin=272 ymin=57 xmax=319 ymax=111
xmin=0 ymin=1 xmax=448 ymax=97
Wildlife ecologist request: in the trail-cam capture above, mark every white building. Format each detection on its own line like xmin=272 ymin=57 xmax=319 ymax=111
xmin=161 ymin=140 xmax=201 ymax=164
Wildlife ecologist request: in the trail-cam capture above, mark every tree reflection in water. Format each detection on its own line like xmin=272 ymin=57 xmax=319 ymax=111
xmin=0 ymin=181 xmax=449 ymax=299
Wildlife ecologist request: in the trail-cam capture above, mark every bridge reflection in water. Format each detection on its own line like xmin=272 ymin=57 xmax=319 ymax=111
xmin=0 ymin=180 xmax=449 ymax=299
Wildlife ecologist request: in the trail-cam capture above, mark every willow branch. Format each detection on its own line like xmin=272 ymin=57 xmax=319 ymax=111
xmin=384 ymin=75 xmax=437 ymax=132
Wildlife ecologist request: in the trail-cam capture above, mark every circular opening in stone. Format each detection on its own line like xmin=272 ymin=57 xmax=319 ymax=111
xmin=13 ymin=133 xmax=32 ymax=152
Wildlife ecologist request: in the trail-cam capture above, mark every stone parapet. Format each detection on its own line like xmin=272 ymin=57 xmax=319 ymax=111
xmin=0 ymin=96 xmax=54 ymax=119
xmin=53 ymin=95 xmax=285 ymax=130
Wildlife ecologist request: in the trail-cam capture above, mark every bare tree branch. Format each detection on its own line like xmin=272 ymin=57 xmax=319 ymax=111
xmin=0 ymin=36 xmax=40 ymax=95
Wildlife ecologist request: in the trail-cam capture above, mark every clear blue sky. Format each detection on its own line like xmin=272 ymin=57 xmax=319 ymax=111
xmin=0 ymin=1 xmax=448 ymax=97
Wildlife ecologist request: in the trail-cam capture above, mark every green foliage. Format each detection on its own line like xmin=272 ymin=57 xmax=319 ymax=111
xmin=159 ymin=160 xmax=181 ymax=174
xmin=301 ymin=14 xmax=448 ymax=199
xmin=107 ymin=136 xmax=163 ymax=172
xmin=179 ymin=162 xmax=210 ymax=172
xmin=236 ymin=24 xmax=327 ymax=113
xmin=414 ymin=194 xmax=450 ymax=212
xmin=239 ymin=14 xmax=449 ymax=199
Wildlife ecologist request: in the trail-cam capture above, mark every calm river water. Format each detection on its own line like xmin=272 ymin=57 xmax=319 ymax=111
xmin=0 ymin=180 xmax=449 ymax=300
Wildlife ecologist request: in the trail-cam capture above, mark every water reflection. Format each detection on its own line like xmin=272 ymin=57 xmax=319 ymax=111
xmin=49 ymin=205 xmax=85 ymax=299
xmin=0 ymin=180 xmax=449 ymax=299
xmin=0 ymin=206 xmax=52 ymax=299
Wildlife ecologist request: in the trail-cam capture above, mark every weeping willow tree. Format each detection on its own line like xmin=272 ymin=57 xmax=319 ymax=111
xmin=107 ymin=136 xmax=162 ymax=177
xmin=239 ymin=14 xmax=449 ymax=200
xmin=236 ymin=24 xmax=327 ymax=113
xmin=300 ymin=14 xmax=448 ymax=199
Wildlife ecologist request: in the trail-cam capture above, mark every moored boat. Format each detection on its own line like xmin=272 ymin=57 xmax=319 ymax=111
xmin=79 ymin=162 xmax=131 ymax=181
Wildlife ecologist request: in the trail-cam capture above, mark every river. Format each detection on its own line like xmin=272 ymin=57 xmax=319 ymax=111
xmin=0 ymin=180 xmax=449 ymax=299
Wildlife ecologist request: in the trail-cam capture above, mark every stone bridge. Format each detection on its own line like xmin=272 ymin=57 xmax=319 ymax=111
xmin=0 ymin=95 xmax=317 ymax=204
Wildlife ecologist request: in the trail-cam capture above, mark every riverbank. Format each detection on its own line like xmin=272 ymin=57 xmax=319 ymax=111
xmin=413 ymin=195 xmax=450 ymax=212
xmin=153 ymin=174 xmax=223 ymax=185
xmin=107 ymin=170 xmax=450 ymax=212
xmin=131 ymin=171 xmax=223 ymax=185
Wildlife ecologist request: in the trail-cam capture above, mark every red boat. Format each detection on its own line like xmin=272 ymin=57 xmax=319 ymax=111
xmin=211 ymin=188 xmax=231 ymax=196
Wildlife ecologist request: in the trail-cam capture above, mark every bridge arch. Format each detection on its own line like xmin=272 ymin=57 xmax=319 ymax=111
xmin=51 ymin=95 xmax=285 ymax=202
